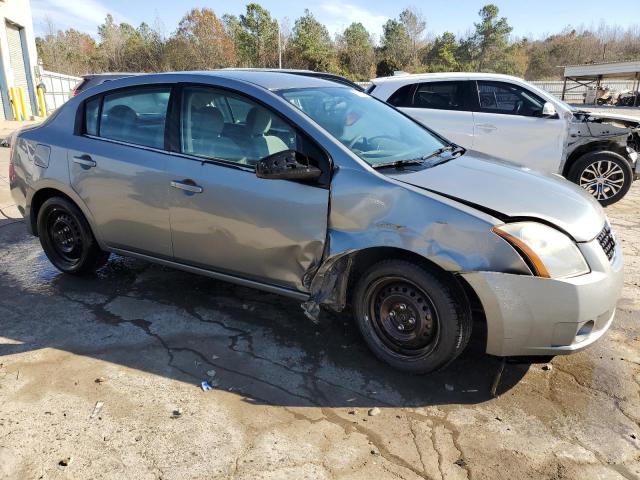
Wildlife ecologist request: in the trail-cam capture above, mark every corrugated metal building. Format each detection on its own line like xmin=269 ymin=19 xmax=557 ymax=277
xmin=0 ymin=0 xmax=38 ymax=120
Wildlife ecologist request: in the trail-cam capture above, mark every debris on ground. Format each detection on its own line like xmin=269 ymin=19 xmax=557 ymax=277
xmin=89 ymin=401 xmax=104 ymax=419
xmin=348 ymin=409 xmax=357 ymax=415
xmin=368 ymin=407 xmax=381 ymax=417
xmin=206 ymin=369 xmax=216 ymax=378
xmin=454 ymin=458 xmax=467 ymax=468
xmin=445 ymin=383 xmax=454 ymax=392
xmin=171 ymin=409 xmax=182 ymax=419
xmin=58 ymin=457 xmax=72 ymax=467
xmin=201 ymin=381 xmax=213 ymax=391
xmin=211 ymin=355 xmax=220 ymax=360
xmin=490 ymin=358 xmax=506 ymax=397
xmin=542 ymin=364 xmax=553 ymax=371
xmin=94 ymin=377 xmax=106 ymax=384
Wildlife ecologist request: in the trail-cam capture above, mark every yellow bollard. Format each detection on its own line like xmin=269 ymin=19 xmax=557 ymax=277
xmin=37 ymin=86 xmax=47 ymax=118
xmin=9 ymin=87 xmax=20 ymax=120
xmin=17 ymin=87 xmax=27 ymax=120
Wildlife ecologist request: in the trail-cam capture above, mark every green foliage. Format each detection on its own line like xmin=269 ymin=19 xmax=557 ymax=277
xmin=287 ymin=9 xmax=334 ymax=71
xmin=35 ymin=3 xmax=640 ymax=82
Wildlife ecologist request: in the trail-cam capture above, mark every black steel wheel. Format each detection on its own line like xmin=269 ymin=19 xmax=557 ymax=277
xmin=37 ymin=196 xmax=109 ymax=274
xmin=353 ymin=260 xmax=472 ymax=374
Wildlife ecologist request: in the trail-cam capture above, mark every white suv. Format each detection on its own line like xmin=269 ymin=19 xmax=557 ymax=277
xmin=368 ymin=73 xmax=640 ymax=205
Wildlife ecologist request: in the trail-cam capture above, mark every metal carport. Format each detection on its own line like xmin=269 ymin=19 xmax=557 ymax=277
xmin=562 ymin=60 xmax=640 ymax=107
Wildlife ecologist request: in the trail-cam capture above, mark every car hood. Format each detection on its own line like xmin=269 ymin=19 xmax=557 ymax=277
xmin=387 ymin=153 xmax=605 ymax=242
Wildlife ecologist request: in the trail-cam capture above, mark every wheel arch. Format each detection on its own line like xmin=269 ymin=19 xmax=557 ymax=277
xmin=562 ymin=140 xmax=630 ymax=177
xmin=29 ymin=182 xmax=99 ymax=244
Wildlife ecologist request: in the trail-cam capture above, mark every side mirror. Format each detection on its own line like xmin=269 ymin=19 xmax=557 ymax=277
xmin=541 ymin=102 xmax=557 ymax=118
xmin=256 ymin=150 xmax=322 ymax=181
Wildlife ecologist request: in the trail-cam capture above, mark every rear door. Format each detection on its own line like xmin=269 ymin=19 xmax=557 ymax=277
xmin=472 ymin=80 xmax=566 ymax=173
xmin=67 ymin=86 xmax=173 ymax=257
xmin=388 ymin=80 xmax=475 ymax=147
xmin=164 ymin=85 xmax=329 ymax=291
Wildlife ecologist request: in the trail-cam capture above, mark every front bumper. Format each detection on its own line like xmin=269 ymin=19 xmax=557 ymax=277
xmin=462 ymin=238 xmax=624 ymax=357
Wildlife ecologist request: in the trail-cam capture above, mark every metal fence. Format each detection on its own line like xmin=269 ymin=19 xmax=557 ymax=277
xmin=530 ymin=80 xmax=637 ymax=103
xmin=40 ymin=70 xmax=81 ymax=112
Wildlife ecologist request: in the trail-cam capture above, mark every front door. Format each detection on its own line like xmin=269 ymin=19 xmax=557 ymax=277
xmin=472 ymin=80 xmax=567 ymax=174
xmin=68 ymin=86 xmax=173 ymax=257
xmin=165 ymin=85 xmax=329 ymax=291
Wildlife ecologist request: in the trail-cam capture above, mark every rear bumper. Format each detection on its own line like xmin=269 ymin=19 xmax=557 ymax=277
xmin=462 ymin=238 xmax=624 ymax=357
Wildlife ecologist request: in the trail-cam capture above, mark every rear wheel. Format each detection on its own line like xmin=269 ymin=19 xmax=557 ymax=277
xmin=352 ymin=260 xmax=472 ymax=374
xmin=37 ymin=197 xmax=109 ymax=274
xmin=567 ymin=151 xmax=633 ymax=206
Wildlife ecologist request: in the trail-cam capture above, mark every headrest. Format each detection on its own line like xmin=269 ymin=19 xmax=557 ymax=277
xmin=246 ymin=106 xmax=272 ymax=135
xmin=193 ymin=107 xmax=224 ymax=135
xmin=107 ymin=104 xmax=136 ymax=123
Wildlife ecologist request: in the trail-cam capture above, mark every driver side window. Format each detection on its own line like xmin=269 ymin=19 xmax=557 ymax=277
xmin=180 ymin=87 xmax=297 ymax=166
xmin=476 ymin=81 xmax=545 ymax=117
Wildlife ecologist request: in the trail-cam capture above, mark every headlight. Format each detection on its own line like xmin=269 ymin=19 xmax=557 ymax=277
xmin=492 ymin=222 xmax=590 ymax=279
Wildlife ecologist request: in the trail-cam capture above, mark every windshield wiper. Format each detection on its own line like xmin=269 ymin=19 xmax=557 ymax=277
xmin=371 ymin=145 xmax=465 ymax=170
xmin=424 ymin=145 xmax=466 ymax=167
xmin=371 ymin=158 xmax=426 ymax=169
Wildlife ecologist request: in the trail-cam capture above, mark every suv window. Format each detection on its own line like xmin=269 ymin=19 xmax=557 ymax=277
xmin=180 ymin=86 xmax=297 ymax=166
xmin=413 ymin=81 xmax=468 ymax=110
xmin=387 ymin=84 xmax=413 ymax=107
xmin=476 ymin=81 xmax=545 ymax=117
xmin=95 ymin=87 xmax=170 ymax=149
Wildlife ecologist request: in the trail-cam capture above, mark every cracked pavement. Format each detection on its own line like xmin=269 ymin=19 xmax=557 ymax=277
xmin=0 ymin=146 xmax=639 ymax=479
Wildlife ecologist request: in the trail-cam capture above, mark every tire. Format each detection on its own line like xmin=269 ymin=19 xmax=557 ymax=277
xmin=352 ymin=260 xmax=472 ymax=374
xmin=36 ymin=196 xmax=110 ymax=274
xmin=567 ymin=151 xmax=633 ymax=206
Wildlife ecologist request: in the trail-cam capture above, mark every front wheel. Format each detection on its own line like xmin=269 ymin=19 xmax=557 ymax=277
xmin=352 ymin=260 xmax=472 ymax=374
xmin=567 ymin=151 xmax=633 ymax=206
xmin=37 ymin=196 xmax=110 ymax=274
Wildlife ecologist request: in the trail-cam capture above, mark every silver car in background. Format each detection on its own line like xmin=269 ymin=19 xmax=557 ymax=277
xmin=9 ymin=71 xmax=623 ymax=373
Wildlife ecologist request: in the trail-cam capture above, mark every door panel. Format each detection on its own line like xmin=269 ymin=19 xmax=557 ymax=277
xmin=166 ymin=160 xmax=328 ymax=290
xmin=400 ymin=107 xmax=474 ymax=147
xmin=68 ymin=138 xmax=172 ymax=257
xmin=472 ymin=81 xmax=567 ymax=174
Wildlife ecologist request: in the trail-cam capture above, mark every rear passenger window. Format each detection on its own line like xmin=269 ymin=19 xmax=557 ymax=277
xmin=98 ymin=88 xmax=170 ymax=149
xmin=180 ymin=87 xmax=297 ymax=167
xmin=413 ymin=82 xmax=468 ymax=110
xmin=84 ymin=97 xmax=100 ymax=135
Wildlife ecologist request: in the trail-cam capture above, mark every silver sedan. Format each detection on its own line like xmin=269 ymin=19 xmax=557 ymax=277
xmin=9 ymin=71 xmax=623 ymax=373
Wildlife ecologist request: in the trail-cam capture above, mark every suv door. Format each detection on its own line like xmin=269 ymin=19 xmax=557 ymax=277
xmin=67 ymin=86 xmax=173 ymax=257
xmin=164 ymin=85 xmax=329 ymax=291
xmin=472 ymin=80 xmax=566 ymax=173
xmin=387 ymin=80 xmax=474 ymax=147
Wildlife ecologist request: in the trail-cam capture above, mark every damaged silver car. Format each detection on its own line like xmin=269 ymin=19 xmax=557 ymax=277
xmin=9 ymin=71 xmax=624 ymax=373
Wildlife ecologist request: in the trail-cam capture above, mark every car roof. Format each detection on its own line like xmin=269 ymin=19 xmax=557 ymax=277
xmin=132 ymin=70 xmax=350 ymax=91
xmin=371 ymin=72 xmax=526 ymax=84
xmin=223 ymin=68 xmax=364 ymax=90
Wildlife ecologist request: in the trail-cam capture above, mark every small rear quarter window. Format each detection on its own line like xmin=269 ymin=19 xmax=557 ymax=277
xmin=387 ymin=84 xmax=414 ymax=107
xmin=84 ymin=97 xmax=100 ymax=135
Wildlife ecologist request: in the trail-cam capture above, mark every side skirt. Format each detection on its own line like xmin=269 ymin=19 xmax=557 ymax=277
xmin=107 ymin=247 xmax=310 ymax=301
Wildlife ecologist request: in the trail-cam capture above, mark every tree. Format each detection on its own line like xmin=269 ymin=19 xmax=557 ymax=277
xmin=423 ymin=32 xmax=460 ymax=71
xmin=165 ymin=8 xmax=236 ymax=70
xmin=336 ymin=23 xmax=375 ymax=80
xmin=36 ymin=21 xmax=97 ymax=75
xmin=287 ymin=10 xmax=333 ymax=71
xmin=224 ymin=4 xmax=280 ymax=68
xmin=471 ymin=4 xmax=512 ymax=71
xmin=398 ymin=7 xmax=426 ymax=67
xmin=379 ymin=19 xmax=412 ymax=71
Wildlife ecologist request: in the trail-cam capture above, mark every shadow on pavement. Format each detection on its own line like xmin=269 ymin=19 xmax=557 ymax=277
xmin=0 ymin=226 xmax=529 ymax=409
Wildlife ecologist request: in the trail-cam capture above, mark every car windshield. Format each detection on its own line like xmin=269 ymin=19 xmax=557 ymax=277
xmin=279 ymin=87 xmax=448 ymax=166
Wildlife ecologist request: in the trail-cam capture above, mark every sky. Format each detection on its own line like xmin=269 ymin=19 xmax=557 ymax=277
xmin=30 ymin=0 xmax=640 ymax=42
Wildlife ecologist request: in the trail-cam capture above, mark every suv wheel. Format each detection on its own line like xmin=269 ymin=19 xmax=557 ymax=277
xmin=37 ymin=197 xmax=110 ymax=274
xmin=567 ymin=151 xmax=633 ymax=206
xmin=352 ymin=260 xmax=472 ymax=374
